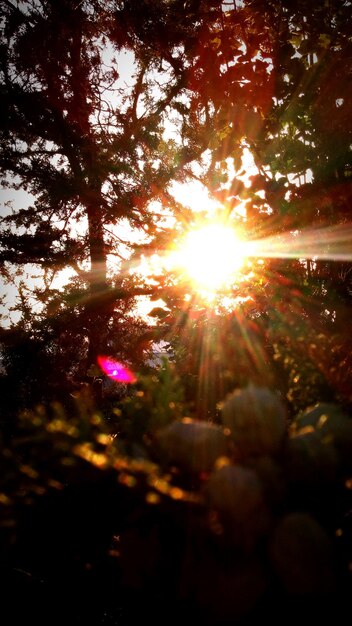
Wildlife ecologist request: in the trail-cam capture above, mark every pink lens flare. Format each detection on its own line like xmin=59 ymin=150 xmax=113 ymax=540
xmin=97 ymin=355 xmax=137 ymax=384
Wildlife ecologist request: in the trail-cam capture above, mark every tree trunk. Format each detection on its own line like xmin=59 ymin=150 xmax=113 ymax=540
xmin=86 ymin=195 xmax=110 ymax=367
xmin=70 ymin=12 xmax=111 ymax=368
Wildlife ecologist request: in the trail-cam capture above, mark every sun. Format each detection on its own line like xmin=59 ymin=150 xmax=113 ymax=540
xmin=175 ymin=223 xmax=246 ymax=294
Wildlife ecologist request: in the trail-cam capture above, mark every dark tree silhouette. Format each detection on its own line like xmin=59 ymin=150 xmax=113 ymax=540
xmin=151 ymin=0 xmax=352 ymax=412
xmin=0 ymin=0 xmax=210 ymax=402
xmin=1 ymin=0 xmax=352 ymax=412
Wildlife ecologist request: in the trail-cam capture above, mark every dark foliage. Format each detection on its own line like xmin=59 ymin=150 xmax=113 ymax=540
xmin=1 ymin=388 xmax=352 ymax=625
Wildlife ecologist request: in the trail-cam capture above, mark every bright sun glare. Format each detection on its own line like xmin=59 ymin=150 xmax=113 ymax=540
xmin=175 ymin=223 xmax=245 ymax=293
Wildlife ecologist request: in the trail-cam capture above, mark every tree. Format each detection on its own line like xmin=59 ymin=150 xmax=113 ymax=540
xmin=0 ymin=0 xmax=215 ymax=403
xmin=150 ymin=0 xmax=352 ymax=412
xmin=1 ymin=0 xmax=351 ymax=414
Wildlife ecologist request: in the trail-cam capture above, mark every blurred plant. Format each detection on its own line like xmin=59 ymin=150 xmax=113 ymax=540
xmin=112 ymin=358 xmax=185 ymax=452
xmin=1 ymin=377 xmax=352 ymax=625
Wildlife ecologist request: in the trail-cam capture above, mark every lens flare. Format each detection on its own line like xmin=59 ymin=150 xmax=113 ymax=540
xmin=247 ymin=223 xmax=352 ymax=262
xmin=97 ymin=355 xmax=137 ymax=384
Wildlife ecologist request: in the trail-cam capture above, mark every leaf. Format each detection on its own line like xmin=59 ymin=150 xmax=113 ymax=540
xmin=148 ymin=307 xmax=169 ymax=319
xmin=318 ymin=34 xmax=331 ymax=49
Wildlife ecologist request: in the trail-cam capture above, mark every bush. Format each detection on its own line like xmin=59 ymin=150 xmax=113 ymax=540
xmin=1 ymin=385 xmax=351 ymax=625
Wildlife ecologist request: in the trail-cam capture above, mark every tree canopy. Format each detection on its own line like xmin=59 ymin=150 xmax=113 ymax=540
xmin=152 ymin=0 xmax=352 ymax=413
xmin=0 ymin=0 xmax=208 ymax=399
xmin=1 ymin=0 xmax=352 ymax=413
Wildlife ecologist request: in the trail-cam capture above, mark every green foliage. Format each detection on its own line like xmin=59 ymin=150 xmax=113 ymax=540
xmin=1 ymin=384 xmax=352 ymax=624
xmin=114 ymin=359 xmax=185 ymax=449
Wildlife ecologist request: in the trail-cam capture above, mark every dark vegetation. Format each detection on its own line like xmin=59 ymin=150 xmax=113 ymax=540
xmin=0 ymin=1 xmax=352 ymax=624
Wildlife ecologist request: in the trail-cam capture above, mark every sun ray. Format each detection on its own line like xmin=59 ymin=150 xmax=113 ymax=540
xmin=246 ymin=223 xmax=352 ymax=262
xmin=171 ymin=222 xmax=246 ymax=296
